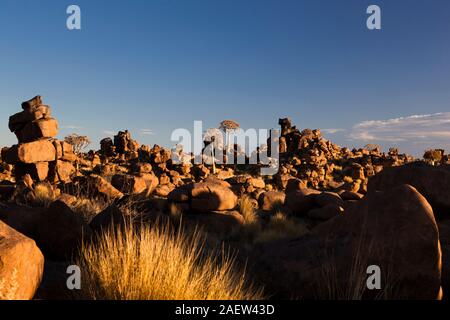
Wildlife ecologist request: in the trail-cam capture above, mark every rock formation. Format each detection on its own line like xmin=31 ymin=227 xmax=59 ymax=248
xmin=1 ymin=96 xmax=76 ymax=184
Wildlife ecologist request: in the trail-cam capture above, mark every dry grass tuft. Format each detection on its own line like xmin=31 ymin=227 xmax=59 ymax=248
xmin=238 ymin=196 xmax=258 ymax=225
xmin=32 ymin=182 xmax=58 ymax=207
xmin=254 ymin=211 xmax=309 ymax=243
xmin=76 ymin=222 xmax=264 ymax=300
xmin=70 ymin=197 xmax=110 ymax=223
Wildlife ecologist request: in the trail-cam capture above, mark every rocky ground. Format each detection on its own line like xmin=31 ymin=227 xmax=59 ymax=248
xmin=1 ymin=96 xmax=449 ymax=300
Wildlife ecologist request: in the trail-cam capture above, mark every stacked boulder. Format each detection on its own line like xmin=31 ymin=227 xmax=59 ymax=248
xmin=99 ymin=130 xmax=140 ymax=161
xmin=1 ymin=96 xmax=76 ymax=183
xmin=275 ymin=117 xmax=414 ymax=192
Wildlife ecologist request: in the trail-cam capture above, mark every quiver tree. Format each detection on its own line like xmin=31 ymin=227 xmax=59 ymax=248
xmin=219 ymin=120 xmax=240 ymax=152
xmin=203 ymin=128 xmax=224 ymax=174
xmin=64 ymin=133 xmax=91 ymax=172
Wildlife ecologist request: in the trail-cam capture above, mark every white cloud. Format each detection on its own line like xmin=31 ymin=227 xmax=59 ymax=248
xmin=61 ymin=125 xmax=84 ymax=130
xmin=322 ymin=128 xmax=346 ymax=134
xmin=102 ymin=130 xmax=115 ymax=136
xmin=140 ymin=129 xmax=155 ymax=136
xmin=349 ymin=112 xmax=450 ymax=143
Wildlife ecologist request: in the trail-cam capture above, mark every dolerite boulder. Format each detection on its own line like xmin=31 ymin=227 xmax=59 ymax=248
xmin=111 ymin=174 xmax=148 ymax=194
xmin=191 ymin=180 xmax=238 ymax=212
xmin=87 ymin=175 xmax=124 ymax=200
xmin=285 ymin=188 xmax=321 ymax=216
xmin=0 ymin=201 xmax=92 ymax=260
xmin=169 ymin=179 xmax=238 ymax=213
xmin=2 ymin=140 xmax=56 ymax=164
xmin=258 ymin=191 xmax=286 ymax=211
xmin=15 ymin=118 xmax=58 ymax=143
xmin=252 ymin=185 xmax=442 ymax=299
xmin=0 ymin=220 xmax=44 ymax=300
xmin=368 ymin=162 xmax=450 ymax=218
xmin=90 ymin=204 xmax=127 ymax=233
xmin=3 ymin=96 xmax=78 ymax=184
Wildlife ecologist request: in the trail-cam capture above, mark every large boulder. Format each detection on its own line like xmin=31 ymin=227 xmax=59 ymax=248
xmin=87 ymin=175 xmax=124 ymax=200
xmin=252 ymin=185 xmax=442 ymax=299
xmin=285 ymin=188 xmax=321 ymax=216
xmin=182 ymin=211 xmax=244 ymax=241
xmin=368 ymin=163 xmax=450 ymax=217
xmin=90 ymin=204 xmax=127 ymax=233
xmin=8 ymin=105 xmax=51 ymax=133
xmin=111 ymin=174 xmax=148 ymax=194
xmin=54 ymin=160 xmax=76 ymax=183
xmin=2 ymin=140 xmax=56 ymax=164
xmin=15 ymin=162 xmax=49 ymax=182
xmin=258 ymin=191 xmax=286 ymax=211
xmin=0 ymin=201 xmax=92 ymax=260
xmin=0 ymin=220 xmax=44 ymax=300
xmin=190 ymin=181 xmax=238 ymax=212
xmin=21 ymin=95 xmax=43 ymax=111
xmin=15 ymin=118 xmax=58 ymax=143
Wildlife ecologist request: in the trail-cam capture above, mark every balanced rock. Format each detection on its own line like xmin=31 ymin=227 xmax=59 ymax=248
xmin=2 ymin=140 xmax=56 ymax=164
xmin=15 ymin=118 xmax=58 ymax=143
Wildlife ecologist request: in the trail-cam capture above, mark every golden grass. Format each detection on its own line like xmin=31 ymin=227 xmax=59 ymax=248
xmin=254 ymin=211 xmax=309 ymax=244
xmin=76 ymin=222 xmax=264 ymax=300
xmin=238 ymin=196 xmax=258 ymax=225
xmin=70 ymin=197 xmax=110 ymax=223
xmin=31 ymin=182 xmax=58 ymax=207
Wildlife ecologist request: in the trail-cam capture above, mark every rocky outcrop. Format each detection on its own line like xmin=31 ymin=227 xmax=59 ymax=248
xmin=3 ymin=96 xmax=76 ymax=184
xmin=368 ymin=162 xmax=450 ymax=218
xmin=252 ymin=185 xmax=442 ymax=299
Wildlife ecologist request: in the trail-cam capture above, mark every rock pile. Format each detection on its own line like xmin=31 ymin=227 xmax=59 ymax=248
xmin=1 ymin=96 xmax=76 ymax=184
xmin=274 ymin=117 xmax=414 ymax=192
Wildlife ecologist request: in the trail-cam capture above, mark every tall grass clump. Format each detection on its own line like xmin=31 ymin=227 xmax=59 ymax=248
xmin=70 ymin=197 xmax=110 ymax=223
xmin=238 ymin=196 xmax=258 ymax=225
xmin=31 ymin=182 xmax=58 ymax=207
xmin=76 ymin=223 xmax=264 ymax=300
xmin=254 ymin=211 xmax=309 ymax=243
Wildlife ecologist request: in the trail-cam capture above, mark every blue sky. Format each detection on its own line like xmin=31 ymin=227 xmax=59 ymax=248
xmin=1 ymin=0 xmax=449 ymax=156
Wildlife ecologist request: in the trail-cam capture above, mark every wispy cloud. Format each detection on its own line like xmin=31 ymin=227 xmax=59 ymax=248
xmin=349 ymin=112 xmax=450 ymax=143
xmin=102 ymin=130 xmax=115 ymax=136
xmin=322 ymin=128 xmax=346 ymax=134
xmin=61 ymin=125 xmax=84 ymax=130
xmin=140 ymin=129 xmax=155 ymax=136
